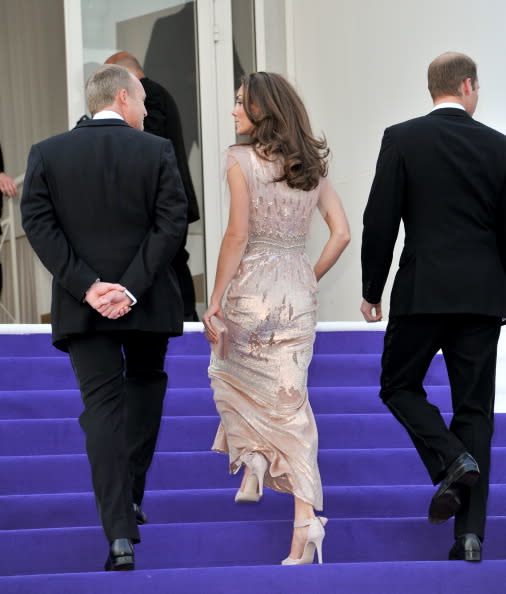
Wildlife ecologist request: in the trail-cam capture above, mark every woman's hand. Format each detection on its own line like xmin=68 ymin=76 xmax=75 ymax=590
xmin=202 ymin=161 xmax=248 ymax=345
xmin=0 ymin=173 xmax=17 ymax=198
xmin=202 ymin=302 xmax=223 ymax=343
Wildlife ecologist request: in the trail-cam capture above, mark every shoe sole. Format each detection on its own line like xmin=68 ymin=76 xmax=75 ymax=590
xmin=449 ymin=551 xmax=481 ymax=562
xmin=234 ymin=495 xmax=261 ymax=503
xmin=109 ymin=562 xmax=135 ymax=571
xmin=105 ymin=556 xmax=135 ymax=571
xmin=428 ymin=490 xmax=462 ymax=523
xmin=455 ymin=468 xmax=480 ymax=487
xmin=428 ymin=468 xmax=479 ymax=524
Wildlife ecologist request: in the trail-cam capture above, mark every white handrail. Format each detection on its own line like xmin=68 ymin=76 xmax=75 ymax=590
xmin=0 ymin=172 xmax=24 ymax=323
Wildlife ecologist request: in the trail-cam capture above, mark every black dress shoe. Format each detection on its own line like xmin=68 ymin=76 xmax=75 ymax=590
xmin=449 ymin=533 xmax=482 ymax=562
xmin=133 ymin=503 xmax=148 ymax=525
xmin=104 ymin=538 xmax=134 ymax=571
xmin=428 ymin=452 xmax=479 ymax=524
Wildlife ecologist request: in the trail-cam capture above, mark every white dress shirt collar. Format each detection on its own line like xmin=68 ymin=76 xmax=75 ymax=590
xmin=431 ymin=102 xmax=466 ymax=112
xmin=93 ymin=110 xmax=124 ymax=120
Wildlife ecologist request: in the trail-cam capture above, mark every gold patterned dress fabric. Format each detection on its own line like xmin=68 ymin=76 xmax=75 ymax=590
xmin=209 ymin=145 xmax=323 ymax=510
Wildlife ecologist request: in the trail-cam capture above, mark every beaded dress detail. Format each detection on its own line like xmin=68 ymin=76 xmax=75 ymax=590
xmin=210 ymin=145 xmax=324 ymax=509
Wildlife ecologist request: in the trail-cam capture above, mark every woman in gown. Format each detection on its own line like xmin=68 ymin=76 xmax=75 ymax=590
xmin=202 ymin=72 xmax=350 ymax=565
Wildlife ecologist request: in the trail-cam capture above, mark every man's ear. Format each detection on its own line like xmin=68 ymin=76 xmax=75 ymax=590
xmin=462 ymin=78 xmax=473 ymax=96
xmin=117 ymin=88 xmax=128 ymax=106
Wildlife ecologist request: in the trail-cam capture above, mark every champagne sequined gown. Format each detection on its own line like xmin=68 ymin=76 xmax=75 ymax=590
xmin=210 ymin=145 xmax=328 ymax=510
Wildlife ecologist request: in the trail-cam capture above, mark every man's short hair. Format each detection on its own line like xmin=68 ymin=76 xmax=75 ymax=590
xmin=105 ymin=52 xmax=144 ymax=77
xmin=86 ymin=64 xmax=135 ymax=116
xmin=428 ymin=52 xmax=477 ymax=100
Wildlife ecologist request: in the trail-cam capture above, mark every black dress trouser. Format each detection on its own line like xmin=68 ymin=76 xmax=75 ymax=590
xmin=380 ymin=314 xmax=501 ymax=540
xmin=67 ymin=331 xmax=169 ymax=544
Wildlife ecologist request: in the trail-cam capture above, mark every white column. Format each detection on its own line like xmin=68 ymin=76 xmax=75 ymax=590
xmin=254 ymin=0 xmax=266 ymax=71
xmin=64 ymin=0 xmax=86 ymax=129
xmin=197 ymin=0 xmax=235 ymax=301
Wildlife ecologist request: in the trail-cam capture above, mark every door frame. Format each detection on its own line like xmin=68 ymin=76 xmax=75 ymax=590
xmin=196 ymin=0 xmax=235 ymax=301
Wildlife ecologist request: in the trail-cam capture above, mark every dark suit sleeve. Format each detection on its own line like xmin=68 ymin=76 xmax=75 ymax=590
xmin=21 ymin=145 xmax=100 ymax=301
xmin=498 ymin=170 xmax=506 ymax=272
xmin=0 ymin=144 xmax=4 ymax=173
xmin=144 ymin=86 xmax=170 ymax=139
xmin=118 ymin=140 xmax=187 ymax=299
xmin=144 ymin=85 xmax=200 ymax=223
xmin=361 ymin=128 xmax=404 ymax=303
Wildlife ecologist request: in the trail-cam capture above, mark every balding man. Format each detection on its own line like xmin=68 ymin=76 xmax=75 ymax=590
xmin=361 ymin=52 xmax=506 ymax=561
xmin=21 ymin=65 xmax=187 ymax=571
xmin=106 ymin=51 xmax=200 ymax=321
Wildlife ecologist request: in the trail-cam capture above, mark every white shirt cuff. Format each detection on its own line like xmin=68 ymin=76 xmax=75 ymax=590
xmin=124 ymin=288 xmax=137 ymax=306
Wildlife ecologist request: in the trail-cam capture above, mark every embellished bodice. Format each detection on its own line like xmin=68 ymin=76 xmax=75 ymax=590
xmin=227 ymin=145 xmax=320 ymax=252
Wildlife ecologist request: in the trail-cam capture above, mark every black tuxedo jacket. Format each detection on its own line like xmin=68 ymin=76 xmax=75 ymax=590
xmin=21 ymin=118 xmax=187 ymax=350
xmin=362 ymin=107 xmax=506 ymax=317
xmin=141 ymin=77 xmax=199 ymax=223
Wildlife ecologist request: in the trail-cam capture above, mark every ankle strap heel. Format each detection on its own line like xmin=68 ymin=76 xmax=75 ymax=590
xmin=281 ymin=517 xmax=328 ymax=565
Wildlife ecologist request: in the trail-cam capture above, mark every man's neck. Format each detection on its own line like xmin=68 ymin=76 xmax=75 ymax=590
xmin=433 ymin=96 xmax=465 ymax=109
xmin=93 ymin=108 xmax=124 ymax=120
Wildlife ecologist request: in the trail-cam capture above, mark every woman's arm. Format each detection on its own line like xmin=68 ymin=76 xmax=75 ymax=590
xmin=313 ymin=178 xmax=351 ymax=281
xmin=202 ymin=162 xmax=249 ymax=340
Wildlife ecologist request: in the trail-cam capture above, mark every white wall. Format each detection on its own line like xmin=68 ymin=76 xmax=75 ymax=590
xmin=287 ymin=0 xmax=506 ymax=321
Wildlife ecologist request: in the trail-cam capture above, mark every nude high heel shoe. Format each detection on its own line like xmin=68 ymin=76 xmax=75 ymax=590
xmin=281 ymin=516 xmax=328 ymax=565
xmin=234 ymin=452 xmax=268 ymax=503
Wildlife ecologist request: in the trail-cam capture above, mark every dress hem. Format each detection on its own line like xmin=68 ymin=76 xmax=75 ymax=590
xmin=210 ymin=447 xmax=323 ymax=511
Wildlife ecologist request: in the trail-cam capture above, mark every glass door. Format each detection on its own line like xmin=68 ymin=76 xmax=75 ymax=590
xmin=80 ymin=0 xmax=205 ymax=317
xmin=231 ymin=0 xmax=256 ymax=88
xmin=66 ymin=0 xmax=261 ymax=317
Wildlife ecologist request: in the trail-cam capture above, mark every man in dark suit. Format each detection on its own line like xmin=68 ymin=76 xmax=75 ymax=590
xmin=106 ymin=51 xmax=200 ymax=321
xmin=361 ymin=52 xmax=506 ymax=562
xmin=21 ymin=65 xmax=187 ymax=571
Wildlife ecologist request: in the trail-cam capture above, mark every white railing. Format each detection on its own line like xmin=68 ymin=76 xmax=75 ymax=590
xmin=0 ymin=173 xmax=23 ymax=323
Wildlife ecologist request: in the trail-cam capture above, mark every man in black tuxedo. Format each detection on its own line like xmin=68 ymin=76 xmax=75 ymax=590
xmin=21 ymin=65 xmax=187 ymax=570
xmin=361 ymin=52 xmax=506 ymax=562
xmin=106 ymin=51 xmax=200 ymax=321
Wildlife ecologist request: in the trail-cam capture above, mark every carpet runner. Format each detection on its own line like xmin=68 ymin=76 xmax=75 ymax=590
xmin=0 ymin=328 xmax=505 ymax=593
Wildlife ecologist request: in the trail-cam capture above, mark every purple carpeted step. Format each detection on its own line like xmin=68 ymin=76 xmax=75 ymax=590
xmin=4 ymin=484 xmax=506 ymax=530
xmin=0 ymin=353 xmax=448 ymax=390
xmin=3 ymin=448 xmax=506 ymax=495
xmin=0 ymin=390 xmax=83 ymax=419
xmin=3 ymin=413 xmax=506 ymax=455
xmin=0 ymin=332 xmax=210 ymax=357
xmin=0 ymin=385 xmax=455 ymax=419
xmin=0 ymin=334 xmax=64 ymax=357
xmin=0 ymin=330 xmax=387 ymax=357
xmin=2 ymin=517 xmax=506 ymax=576
xmin=2 ymin=328 xmax=503 ymax=591
xmin=2 ymin=562 xmax=505 ymax=594
xmin=313 ymin=331 xmax=386 ymax=353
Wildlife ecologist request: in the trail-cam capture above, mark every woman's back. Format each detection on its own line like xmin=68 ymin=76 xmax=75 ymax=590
xmin=228 ymin=145 xmax=320 ymax=247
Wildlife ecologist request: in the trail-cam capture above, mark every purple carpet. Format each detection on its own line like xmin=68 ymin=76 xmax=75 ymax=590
xmin=1 ymin=330 xmax=505 ymax=593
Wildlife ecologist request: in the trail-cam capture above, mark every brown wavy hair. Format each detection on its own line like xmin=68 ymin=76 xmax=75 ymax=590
xmin=238 ymin=72 xmax=328 ymax=191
